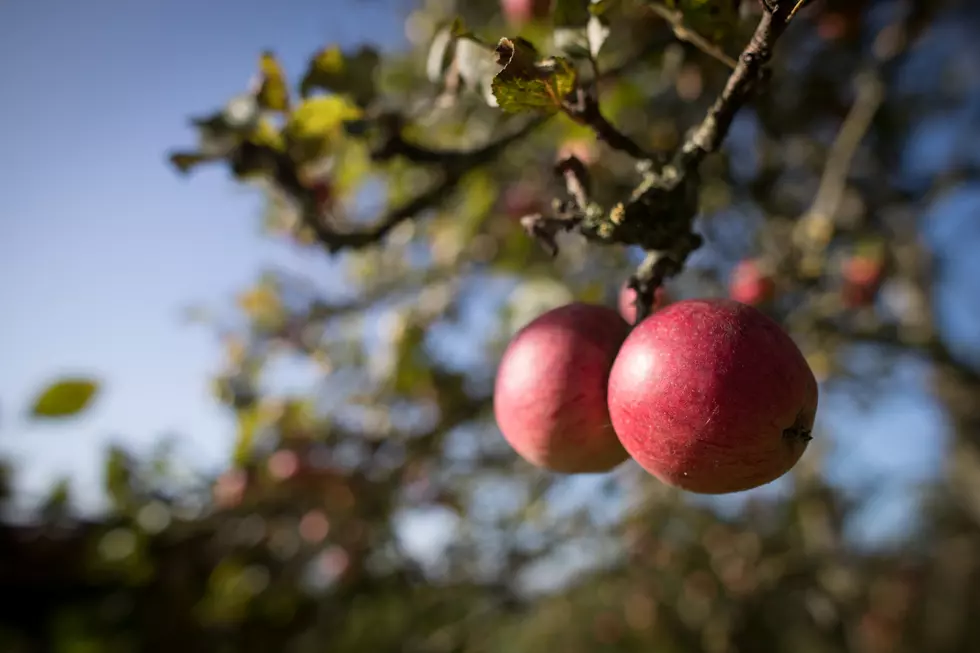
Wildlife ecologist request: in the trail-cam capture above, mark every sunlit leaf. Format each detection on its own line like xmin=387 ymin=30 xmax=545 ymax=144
xmin=285 ymin=95 xmax=363 ymax=162
xmin=29 ymin=377 xmax=100 ymax=419
xmin=256 ymin=51 xmax=291 ymax=112
xmin=491 ymin=38 xmax=578 ymax=114
xmin=246 ymin=118 xmax=285 ymax=152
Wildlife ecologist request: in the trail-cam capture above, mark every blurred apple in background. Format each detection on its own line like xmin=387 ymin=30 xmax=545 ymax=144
xmin=841 ymin=253 xmax=885 ymax=308
xmin=501 ymin=0 xmax=551 ymax=25
xmin=728 ymin=258 xmax=776 ymax=306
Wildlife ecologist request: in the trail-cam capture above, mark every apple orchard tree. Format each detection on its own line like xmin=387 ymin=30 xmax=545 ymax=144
xmin=5 ymin=0 xmax=980 ymax=651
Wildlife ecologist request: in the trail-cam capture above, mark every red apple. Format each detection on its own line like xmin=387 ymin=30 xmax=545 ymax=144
xmin=494 ymin=303 xmax=632 ymax=473
xmin=501 ymin=0 xmax=551 ymax=24
xmin=841 ymin=255 xmax=884 ymax=308
xmin=617 ymin=282 xmax=669 ymax=325
xmin=607 ymin=298 xmax=818 ymax=494
xmin=728 ymin=259 xmax=775 ymax=306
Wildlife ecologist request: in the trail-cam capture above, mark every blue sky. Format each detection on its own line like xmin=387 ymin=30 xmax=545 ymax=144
xmin=0 ymin=0 xmax=977 ymax=549
xmin=0 ymin=0 xmax=407 ymax=508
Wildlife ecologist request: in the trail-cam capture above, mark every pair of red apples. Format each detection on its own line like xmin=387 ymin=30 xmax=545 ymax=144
xmin=493 ymin=286 xmax=819 ymax=494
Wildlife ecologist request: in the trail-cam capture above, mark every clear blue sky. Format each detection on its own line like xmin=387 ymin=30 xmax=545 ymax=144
xmin=0 ymin=0 xmax=407 ymax=509
xmin=0 ymin=0 xmax=977 ymax=548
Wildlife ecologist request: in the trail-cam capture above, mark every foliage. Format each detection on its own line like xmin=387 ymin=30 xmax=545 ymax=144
xmin=3 ymin=0 xmax=980 ymax=652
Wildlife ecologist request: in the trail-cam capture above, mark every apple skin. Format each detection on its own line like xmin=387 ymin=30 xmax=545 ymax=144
xmin=501 ymin=0 xmax=551 ymax=24
xmin=728 ymin=259 xmax=775 ymax=307
xmin=617 ymin=282 xmax=669 ymax=325
xmin=607 ymin=298 xmax=818 ymax=494
xmin=494 ymin=303 xmax=632 ymax=473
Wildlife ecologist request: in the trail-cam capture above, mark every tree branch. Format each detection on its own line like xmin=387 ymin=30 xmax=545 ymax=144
xmin=271 ymin=116 xmax=548 ymax=253
xmin=645 ymin=2 xmax=738 ymax=70
xmin=679 ymin=3 xmax=797 ymax=169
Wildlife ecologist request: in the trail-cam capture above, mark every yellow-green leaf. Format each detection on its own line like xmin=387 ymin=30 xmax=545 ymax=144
xmin=30 ymin=377 xmax=100 ymax=419
xmin=256 ymin=51 xmax=291 ymax=112
xmin=285 ymin=96 xmax=363 ymax=163
xmin=232 ymin=407 xmax=263 ymax=467
xmin=491 ymin=38 xmax=578 ymax=115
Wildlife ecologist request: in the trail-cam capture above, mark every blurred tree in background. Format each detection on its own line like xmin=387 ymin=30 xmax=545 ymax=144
xmin=3 ymin=0 xmax=980 ymax=651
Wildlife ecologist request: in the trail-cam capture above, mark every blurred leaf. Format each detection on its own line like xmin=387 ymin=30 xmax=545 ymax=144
xmin=426 ymin=24 xmax=456 ymax=84
xmin=554 ymin=0 xmax=592 ymax=25
xmin=104 ymin=446 xmax=134 ymax=512
xmin=277 ymin=398 xmax=318 ymax=439
xmin=29 ymin=377 xmax=100 ymax=419
xmin=392 ymin=323 xmax=433 ymax=395
xmin=246 ymin=117 xmax=285 ymax=151
xmin=232 ymin=407 xmax=263 ymax=467
xmin=454 ymin=36 xmax=499 ymax=104
xmin=491 ymin=38 xmax=578 ymax=114
xmin=40 ymin=477 xmax=71 ymax=521
xmin=332 ymin=139 xmax=372 ymax=197
xmin=458 ymin=170 xmax=498 ymax=237
xmin=285 ymin=95 xmax=363 ymax=162
xmin=256 ymin=51 xmax=291 ymax=112
xmin=664 ymin=0 xmax=743 ymax=45
xmin=168 ymin=151 xmax=214 ymax=174
xmin=300 ymin=44 xmax=380 ymax=107
xmin=237 ymin=279 xmax=283 ymax=327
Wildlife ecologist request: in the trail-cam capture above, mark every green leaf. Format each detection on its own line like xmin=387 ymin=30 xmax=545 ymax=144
xmin=300 ymin=44 xmax=380 ymax=107
xmin=491 ymin=38 xmax=578 ymax=114
xmin=256 ymin=51 xmax=291 ymax=112
xmin=29 ymin=377 xmax=100 ymax=419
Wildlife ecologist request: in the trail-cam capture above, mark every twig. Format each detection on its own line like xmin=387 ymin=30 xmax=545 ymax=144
xmin=278 ymin=116 xmax=548 ymax=252
xmin=679 ymin=4 xmax=796 ymax=169
xmin=610 ymin=3 xmax=801 ymax=320
xmin=803 ymin=71 xmax=884 ymax=223
xmin=371 ymin=114 xmax=547 ymax=166
xmin=646 ymin=2 xmax=738 ymax=70
xmin=563 ymin=89 xmax=656 ymax=161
